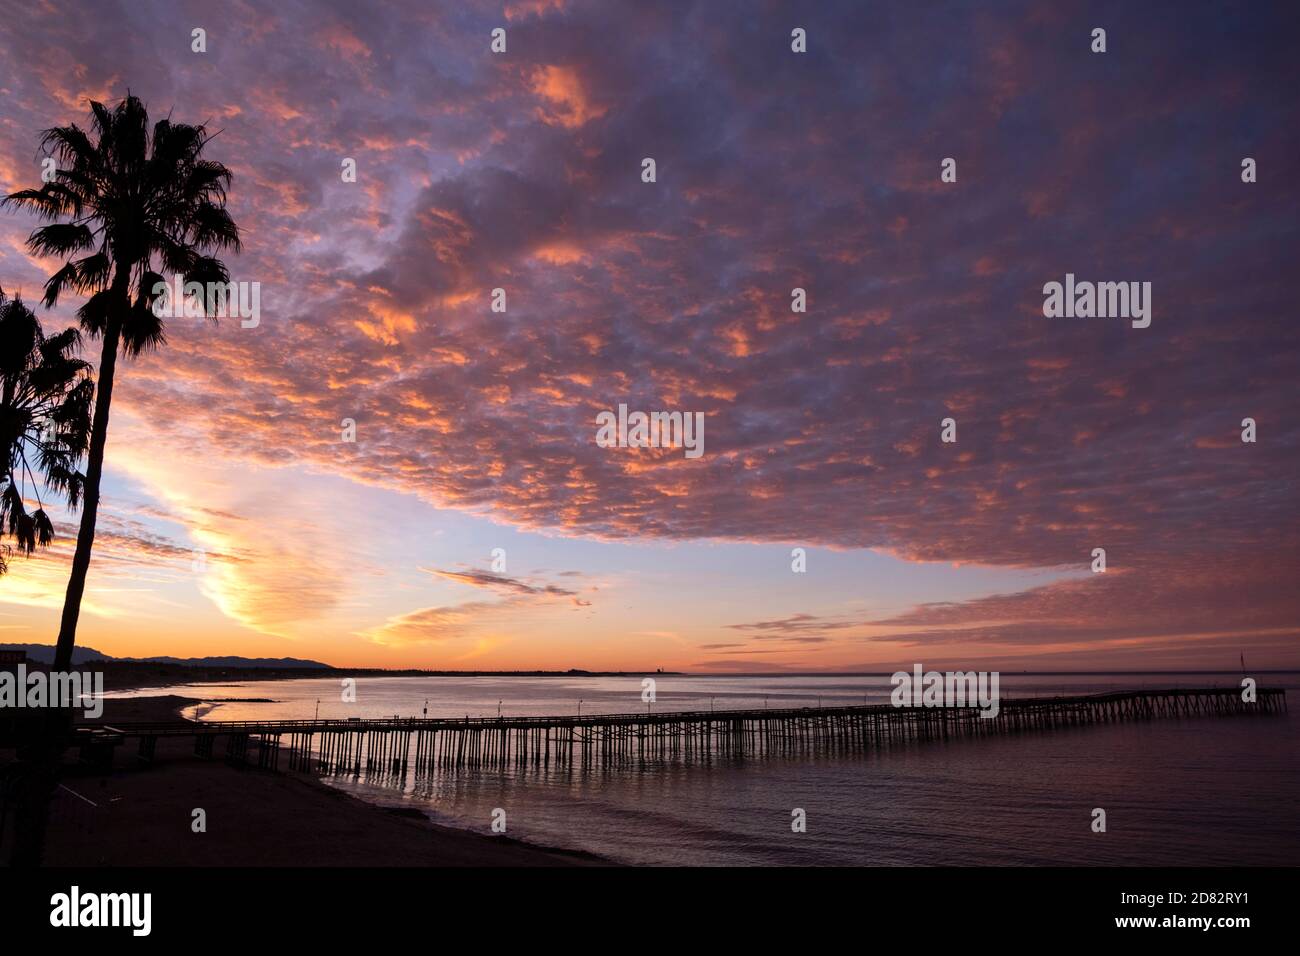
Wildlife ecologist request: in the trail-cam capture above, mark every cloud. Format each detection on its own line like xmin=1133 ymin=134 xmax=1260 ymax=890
xmin=1 ymin=1 xmax=1297 ymax=661
xmin=367 ymin=566 xmax=594 ymax=647
xmin=864 ymin=559 xmax=1300 ymax=655
xmin=428 ymin=567 xmax=578 ymax=598
xmin=363 ymin=600 xmax=502 ymax=647
xmin=727 ymin=613 xmax=861 ymax=639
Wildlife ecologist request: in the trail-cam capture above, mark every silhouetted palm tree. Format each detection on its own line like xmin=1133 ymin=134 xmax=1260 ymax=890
xmin=4 ymin=94 xmax=241 ymax=670
xmin=0 ymin=287 xmax=93 ymax=575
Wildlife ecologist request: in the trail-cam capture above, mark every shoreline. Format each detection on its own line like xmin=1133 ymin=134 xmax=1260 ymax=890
xmin=47 ymin=694 xmax=609 ymax=867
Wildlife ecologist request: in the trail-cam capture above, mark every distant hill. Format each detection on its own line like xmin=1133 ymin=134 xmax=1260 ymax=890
xmin=0 ymin=643 xmax=332 ymax=669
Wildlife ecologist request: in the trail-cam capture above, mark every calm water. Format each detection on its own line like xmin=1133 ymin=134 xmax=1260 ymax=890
xmin=111 ymin=672 xmax=1300 ymax=865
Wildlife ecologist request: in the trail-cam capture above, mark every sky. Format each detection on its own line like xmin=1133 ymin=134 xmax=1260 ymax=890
xmin=0 ymin=0 xmax=1297 ymax=672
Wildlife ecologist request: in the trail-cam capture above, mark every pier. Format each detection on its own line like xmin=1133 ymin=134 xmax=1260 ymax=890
xmin=76 ymin=686 xmax=1287 ymax=779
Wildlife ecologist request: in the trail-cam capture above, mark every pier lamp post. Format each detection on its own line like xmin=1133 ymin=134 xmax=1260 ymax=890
xmin=578 ymin=699 xmax=583 ymax=717
xmin=711 ymin=697 xmax=715 ymax=712
xmin=498 ymin=700 xmax=502 ymax=718
xmin=314 ymin=699 xmax=320 ymax=721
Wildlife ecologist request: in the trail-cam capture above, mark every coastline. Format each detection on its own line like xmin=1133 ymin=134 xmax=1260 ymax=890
xmin=57 ymin=675 xmax=1294 ymax=868
xmin=48 ymin=694 xmax=608 ymax=867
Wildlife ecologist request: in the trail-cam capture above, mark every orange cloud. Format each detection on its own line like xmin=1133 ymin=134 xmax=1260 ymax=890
xmin=530 ymin=65 xmax=606 ymax=129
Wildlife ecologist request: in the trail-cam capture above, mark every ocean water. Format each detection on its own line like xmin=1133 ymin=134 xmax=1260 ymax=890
xmin=109 ymin=672 xmax=1300 ymax=865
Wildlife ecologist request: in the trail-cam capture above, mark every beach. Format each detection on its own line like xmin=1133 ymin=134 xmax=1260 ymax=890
xmin=43 ymin=694 xmax=602 ymax=867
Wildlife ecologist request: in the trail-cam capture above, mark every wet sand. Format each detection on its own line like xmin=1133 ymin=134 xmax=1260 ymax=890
xmin=41 ymin=695 xmax=603 ymax=866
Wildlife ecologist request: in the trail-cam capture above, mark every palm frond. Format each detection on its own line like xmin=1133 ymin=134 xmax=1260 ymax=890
xmin=121 ymin=302 xmax=167 ymax=355
xmin=28 ymin=222 xmax=95 ymax=258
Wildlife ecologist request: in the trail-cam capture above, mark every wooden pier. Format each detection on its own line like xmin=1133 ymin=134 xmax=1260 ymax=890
xmin=77 ymin=686 xmax=1287 ymax=780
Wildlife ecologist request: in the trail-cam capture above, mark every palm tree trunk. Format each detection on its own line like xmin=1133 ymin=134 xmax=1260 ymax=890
xmin=52 ymin=277 xmax=125 ymax=672
xmin=12 ymin=273 xmax=126 ymax=865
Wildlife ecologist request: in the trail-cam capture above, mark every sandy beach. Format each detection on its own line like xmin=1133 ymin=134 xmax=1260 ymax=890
xmin=40 ymin=695 xmax=604 ymax=867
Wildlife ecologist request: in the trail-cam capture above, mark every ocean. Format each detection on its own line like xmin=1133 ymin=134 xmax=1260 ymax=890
xmin=109 ymin=672 xmax=1300 ymax=865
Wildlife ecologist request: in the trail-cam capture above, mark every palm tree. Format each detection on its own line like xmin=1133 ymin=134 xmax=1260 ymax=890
xmin=3 ymin=94 xmax=241 ymax=670
xmin=0 ymin=286 xmax=94 ymax=868
xmin=0 ymin=287 xmax=94 ymax=575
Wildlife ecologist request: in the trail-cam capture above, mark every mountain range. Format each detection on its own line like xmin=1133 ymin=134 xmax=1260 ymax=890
xmin=0 ymin=643 xmax=331 ymax=669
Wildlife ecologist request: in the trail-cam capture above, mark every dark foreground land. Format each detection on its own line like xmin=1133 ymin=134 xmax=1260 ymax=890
xmin=16 ymin=696 xmax=603 ymax=867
